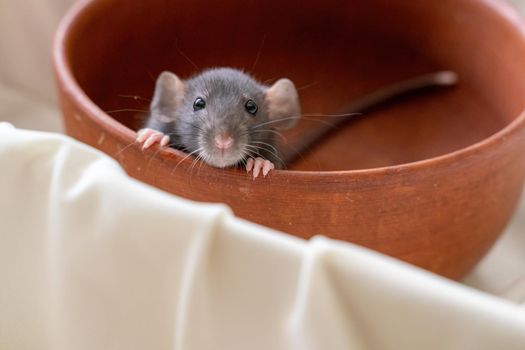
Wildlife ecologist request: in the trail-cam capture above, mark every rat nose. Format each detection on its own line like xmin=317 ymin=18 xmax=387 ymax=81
xmin=214 ymin=134 xmax=234 ymax=150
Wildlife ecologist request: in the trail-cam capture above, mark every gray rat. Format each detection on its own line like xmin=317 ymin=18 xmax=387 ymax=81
xmin=136 ymin=67 xmax=457 ymax=178
xmin=136 ymin=67 xmax=299 ymax=178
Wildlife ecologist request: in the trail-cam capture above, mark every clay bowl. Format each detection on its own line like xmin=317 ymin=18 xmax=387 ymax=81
xmin=53 ymin=0 xmax=525 ymax=279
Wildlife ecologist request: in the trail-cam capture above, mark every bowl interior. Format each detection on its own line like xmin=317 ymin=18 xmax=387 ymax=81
xmin=66 ymin=0 xmax=525 ymax=171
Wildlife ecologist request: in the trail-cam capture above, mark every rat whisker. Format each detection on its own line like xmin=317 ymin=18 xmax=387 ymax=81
xmin=187 ymin=154 xmax=197 ymax=187
xmin=193 ymin=151 xmax=210 ymax=184
xmin=280 ymin=140 xmax=315 ymax=169
xmin=118 ymin=94 xmax=151 ymax=102
xmin=174 ymin=38 xmax=199 ymax=71
xmin=297 ymin=81 xmax=319 ymax=91
xmin=251 ymin=113 xmax=362 ymax=130
xmin=248 ymin=129 xmax=288 ymax=142
xmin=170 ymin=148 xmax=202 ymax=176
xmin=147 ymin=145 xmax=167 ymax=168
xmin=242 ymin=148 xmax=257 ymax=162
xmin=245 ymin=144 xmax=286 ymax=169
xmin=188 ymin=151 xmax=203 ymax=186
xmin=145 ymin=141 xmax=182 ymax=168
xmin=238 ymin=150 xmax=249 ymax=165
xmin=197 ymin=152 xmax=208 ymax=177
xmin=244 ymin=145 xmax=263 ymax=158
xmin=147 ymin=71 xmax=156 ymax=83
xmin=262 ymin=77 xmax=278 ymax=85
xmin=251 ymin=33 xmax=267 ymax=72
xmin=250 ymin=140 xmax=280 ymax=155
xmin=245 ymin=143 xmax=272 ymax=155
xmin=250 ymin=116 xmax=327 ymax=129
xmin=105 ymin=108 xmax=150 ymax=114
xmin=237 ymin=150 xmax=252 ymax=171
xmin=115 ymin=140 xmax=139 ymax=158
xmin=302 ymin=112 xmax=363 ymax=118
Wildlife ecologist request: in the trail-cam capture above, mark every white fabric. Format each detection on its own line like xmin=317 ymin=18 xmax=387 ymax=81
xmin=1 ymin=122 xmax=525 ymax=349
xmin=1 ymin=0 xmax=525 ymax=348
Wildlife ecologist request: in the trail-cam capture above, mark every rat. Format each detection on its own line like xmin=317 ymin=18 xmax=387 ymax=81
xmin=136 ymin=67 xmax=457 ymax=178
xmin=136 ymin=67 xmax=300 ymax=178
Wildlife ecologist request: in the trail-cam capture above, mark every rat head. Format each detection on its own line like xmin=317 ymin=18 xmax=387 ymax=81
xmin=150 ymin=68 xmax=300 ymax=168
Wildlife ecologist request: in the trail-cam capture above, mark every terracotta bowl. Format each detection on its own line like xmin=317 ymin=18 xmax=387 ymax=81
xmin=53 ymin=0 xmax=525 ymax=279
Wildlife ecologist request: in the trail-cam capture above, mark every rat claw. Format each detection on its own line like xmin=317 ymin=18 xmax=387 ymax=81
xmin=262 ymin=160 xmax=275 ymax=177
xmin=160 ymin=135 xmax=170 ymax=146
xmin=143 ymin=133 xmax=162 ymax=149
xmin=137 ymin=128 xmax=169 ymax=149
xmin=253 ymin=157 xmax=264 ymax=178
xmin=246 ymin=158 xmax=254 ymax=172
xmin=247 ymin=157 xmax=273 ymax=178
xmin=136 ymin=128 xmax=153 ymax=143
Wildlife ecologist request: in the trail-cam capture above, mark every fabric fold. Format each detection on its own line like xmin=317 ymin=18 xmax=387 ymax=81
xmin=1 ymin=123 xmax=525 ymax=350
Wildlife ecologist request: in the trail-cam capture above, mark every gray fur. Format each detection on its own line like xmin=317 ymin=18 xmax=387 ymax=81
xmin=146 ymin=67 xmax=299 ymax=168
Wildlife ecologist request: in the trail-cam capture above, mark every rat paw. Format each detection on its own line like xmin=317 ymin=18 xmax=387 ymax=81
xmin=246 ymin=157 xmax=275 ymax=178
xmin=136 ymin=128 xmax=170 ymax=149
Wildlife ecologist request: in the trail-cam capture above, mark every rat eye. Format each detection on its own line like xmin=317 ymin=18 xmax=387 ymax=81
xmin=193 ymin=97 xmax=206 ymax=111
xmin=245 ymin=99 xmax=258 ymax=115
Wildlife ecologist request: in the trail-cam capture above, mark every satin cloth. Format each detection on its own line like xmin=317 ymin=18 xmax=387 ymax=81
xmin=1 ymin=122 xmax=525 ymax=349
xmin=1 ymin=0 xmax=525 ymax=348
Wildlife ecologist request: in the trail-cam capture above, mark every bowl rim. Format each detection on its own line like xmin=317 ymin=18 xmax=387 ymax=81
xmin=53 ymin=0 xmax=525 ymax=178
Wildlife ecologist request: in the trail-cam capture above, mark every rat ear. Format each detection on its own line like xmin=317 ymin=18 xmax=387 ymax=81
xmin=150 ymin=71 xmax=185 ymax=117
xmin=265 ymin=78 xmax=301 ymax=130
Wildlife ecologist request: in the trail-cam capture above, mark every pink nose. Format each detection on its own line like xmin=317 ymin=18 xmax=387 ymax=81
xmin=214 ymin=135 xmax=234 ymax=150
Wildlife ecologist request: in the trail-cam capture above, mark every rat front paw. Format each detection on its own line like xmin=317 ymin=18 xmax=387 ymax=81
xmin=246 ymin=157 xmax=275 ymax=178
xmin=136 ymin=128 xmax=170 ymax=149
